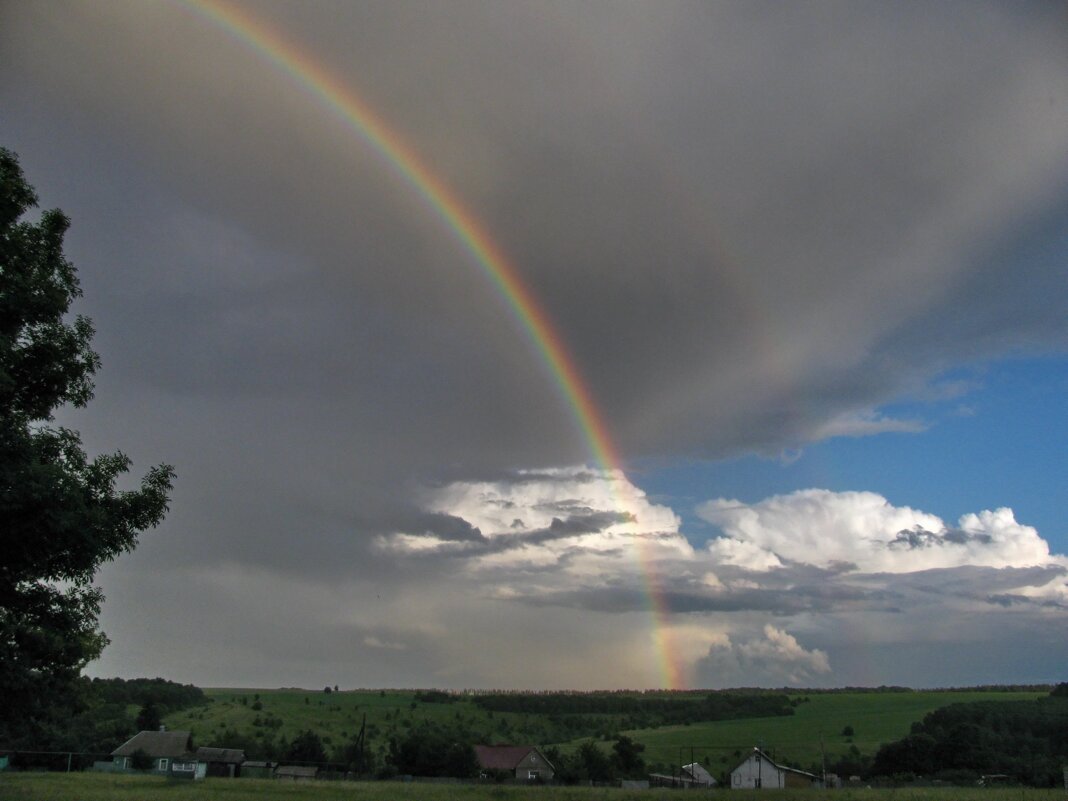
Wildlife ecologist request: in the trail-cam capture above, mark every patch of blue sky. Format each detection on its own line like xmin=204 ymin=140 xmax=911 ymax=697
xmin=638 ymin=354 xmax=1068 ymax=554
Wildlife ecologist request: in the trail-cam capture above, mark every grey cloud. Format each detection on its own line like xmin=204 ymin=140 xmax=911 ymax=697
xmin=415 ymin=514 xmax=485 ymax=543
xmin=393 ymin=510 xmax=631 ymax=560
xmin=887 ymin=526 xmax=993 ymax=550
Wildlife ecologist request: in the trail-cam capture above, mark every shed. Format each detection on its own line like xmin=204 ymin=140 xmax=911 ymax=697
xmin=649 ymin=762 xmax=717 ymax=789
xmin=276 ymin=765 xmax=318 ymax=781
xmin=242 ymin=760 xmax=276 ymax=778
xmin=196 ymin=746 xmax=245 ymax=778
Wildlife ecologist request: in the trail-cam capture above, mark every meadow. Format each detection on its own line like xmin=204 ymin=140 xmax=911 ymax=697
xmin=1 ymin=774 xmax=1066 ymax=801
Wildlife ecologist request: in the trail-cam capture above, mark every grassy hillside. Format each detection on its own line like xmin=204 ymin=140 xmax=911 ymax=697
xmin=165 ymin=688 xmax=580 ymax=761
xmin=163 ymin=687 xmax=1047 ymax=775
xmin=614 ymin=690 xmax=1047 ymax=775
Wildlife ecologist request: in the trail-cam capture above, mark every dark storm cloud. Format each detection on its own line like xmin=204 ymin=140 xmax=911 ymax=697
xmin=393 ymin=510 xmax=632 ymax=559
xmin=5 ymin=1 xmax=1066 ymax=472
xmin=508 ymin=581 xmax=896 ymax=616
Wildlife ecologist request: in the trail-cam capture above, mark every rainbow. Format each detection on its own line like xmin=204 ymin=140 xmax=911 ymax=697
xmin=177 ymin=0 xmax=684 ymax=690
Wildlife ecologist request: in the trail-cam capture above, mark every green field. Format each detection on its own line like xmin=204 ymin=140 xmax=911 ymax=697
xmin=1 ymin=774 xmax=1065 ymax=801
xmin=561 ymin=691 xmax=1047 ymax=773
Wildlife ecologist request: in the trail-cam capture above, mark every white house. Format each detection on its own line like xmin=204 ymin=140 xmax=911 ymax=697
xmin=730 ymin=748 xmax=818 ymax=789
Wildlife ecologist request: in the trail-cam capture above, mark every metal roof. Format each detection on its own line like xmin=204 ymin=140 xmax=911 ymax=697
xmin=196 ymin=746 xmax=245 ymax=764
xmin=474 ymin=745 xmax=553 ymax=771
xmin=112 ymin=730 xmax=193 ymax=758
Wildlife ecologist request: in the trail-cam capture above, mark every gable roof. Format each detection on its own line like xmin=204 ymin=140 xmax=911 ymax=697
xmin=474 ymin=745 xmax=552 ymax=771
xmin=196 ymin=746 xmax=245 ymax=764
xmin=682 ymin=762 xmax=716 ymax=785
xmin=112 ymin=730 xmax=193 ymax=758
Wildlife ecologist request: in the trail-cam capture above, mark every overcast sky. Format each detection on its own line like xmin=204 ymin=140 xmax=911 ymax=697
xmin=2 ymin=0 xmax=1067 ymax=690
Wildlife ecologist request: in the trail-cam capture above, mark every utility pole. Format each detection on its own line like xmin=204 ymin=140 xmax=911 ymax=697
xmin=819 ymin=731 xmax=826 ymax=789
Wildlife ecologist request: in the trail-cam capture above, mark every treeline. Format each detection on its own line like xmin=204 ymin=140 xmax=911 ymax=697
xmin=869 ymin=684 xmax=1068 ymax=786
xmin=5 ymin=677 xmax=207 ymax=753
xmin=471 ymin=691 xmax=795 ymax=729
xmin=87 ymin=677 xmax=205 ymax=710
xmin=787 ymin=684 xmax=1053 ymax=695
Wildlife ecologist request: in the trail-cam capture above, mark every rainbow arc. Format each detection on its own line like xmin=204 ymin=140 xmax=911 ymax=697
xmin=180 ymin=0 xmax=683 ymax=689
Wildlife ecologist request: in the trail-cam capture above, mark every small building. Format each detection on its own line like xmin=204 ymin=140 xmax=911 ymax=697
xmin=242 ymin=760 xmax=276 ymax=779
xmin=275 ymin=765 xmax=318 ymax=781
xmin=111 ymin=729 xmax=204 ymax=779
xmin=474 ymin=745 xmax=555 ymax=782
xmin=684 ymin=762 xmax=717 ymax=787
xmin=649 ymin=762 xmax=717 ymax=789
xmin=196 ymin=746 xmax=245 ymax=778
xmin=730 ymin=748 xmax=819 ymax=789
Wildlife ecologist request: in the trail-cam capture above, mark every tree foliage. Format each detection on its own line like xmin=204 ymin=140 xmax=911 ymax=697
xmin=871 ymin=693 xmax=1068 ymax=786
xmin=0 ymin=148 xmax=174 ymax=746
xmin=285 ymin=729 xmax=328 ymax=764
xmin=386 ymin=725 xmax=478 ymax=778
xmin=135 ymin=701 xmax=162 ymax=733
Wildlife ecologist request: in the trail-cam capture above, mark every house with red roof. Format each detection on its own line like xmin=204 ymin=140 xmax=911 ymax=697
xmin=474 ymin=745 xmax=555 ymax=782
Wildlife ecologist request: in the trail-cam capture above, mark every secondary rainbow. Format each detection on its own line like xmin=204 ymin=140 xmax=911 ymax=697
xmin=179 ymin=0 xmax=683 ymax=690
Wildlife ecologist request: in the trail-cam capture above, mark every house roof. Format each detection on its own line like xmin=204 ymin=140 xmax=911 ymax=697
xmin=112 ymin=730 xmax=193 ymax=758
xmin=196 ymin=746 xmax=245 ymax=764
xmin=474 ymin=745 xmax=552 ymax=771
xmin=682 ymin=762 xmax=716 ymax=785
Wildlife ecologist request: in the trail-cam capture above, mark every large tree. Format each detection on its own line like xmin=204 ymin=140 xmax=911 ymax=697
xmin=0 ymin=148 xmax=174 ymax=746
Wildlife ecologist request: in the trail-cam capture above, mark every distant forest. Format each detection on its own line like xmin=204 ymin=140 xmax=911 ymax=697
xmin=470 ymin=691 xmax=796 ymax=729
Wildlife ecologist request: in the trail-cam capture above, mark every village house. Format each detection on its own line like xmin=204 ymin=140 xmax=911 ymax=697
xmin=474 ymin=745 xmax=555 ymax=782
xmin=111 ymin=729 xmax=202 ymax=779
xmin=730 ymin=748 xmax=819 ymax=789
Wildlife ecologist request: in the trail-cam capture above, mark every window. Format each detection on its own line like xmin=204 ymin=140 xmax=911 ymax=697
xmin=528 ymin=770 xmax=540 ymax=780
xmin=158 ymin=758 xmax=169 ymax=772
xmin=172 ymin=761 xmax=196 ymax=772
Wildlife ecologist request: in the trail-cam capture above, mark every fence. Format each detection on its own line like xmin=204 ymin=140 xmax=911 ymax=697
xmin=0 ymin=750 xmax=113 ymax=773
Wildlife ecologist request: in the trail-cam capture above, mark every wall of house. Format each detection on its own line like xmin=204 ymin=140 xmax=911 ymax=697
xmin=784 ymin=770 xmax=814 ymax=788
xmin=730 ymin=754 xmax=784 ymax=789
xmin=513 ymin=750 xmax=554 ymax=781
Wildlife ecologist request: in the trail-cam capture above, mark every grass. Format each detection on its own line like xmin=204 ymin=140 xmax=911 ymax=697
xmin=1 ymin=774 xmax=1066 ymax=801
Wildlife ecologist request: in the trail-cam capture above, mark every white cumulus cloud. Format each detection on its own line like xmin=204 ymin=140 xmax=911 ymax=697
xmin=698 ymin=625 xmax=831 ymax=687
xmin=698 ymin=489 xmax=1055 ymax=575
